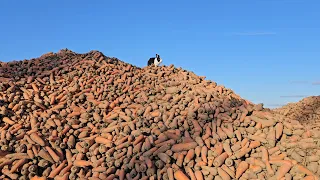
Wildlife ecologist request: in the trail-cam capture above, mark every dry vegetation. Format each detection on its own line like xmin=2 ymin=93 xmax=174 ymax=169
xmin=0 ymin=49 xmax=319 ymax=180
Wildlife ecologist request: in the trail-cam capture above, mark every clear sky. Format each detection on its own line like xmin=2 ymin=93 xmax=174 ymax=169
xmin=1 ymin=0 xmax=319 ymax=108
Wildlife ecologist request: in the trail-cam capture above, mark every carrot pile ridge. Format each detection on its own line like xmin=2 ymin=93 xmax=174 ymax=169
xmin=0 ymin=49 xmax=319 ymax=180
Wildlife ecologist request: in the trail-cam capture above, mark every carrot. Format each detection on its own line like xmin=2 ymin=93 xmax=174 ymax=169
xmin=269 ymin=153 xmax=286 ymax=161
xmin=38 ymin=149 xmax=55 ymax=164
xmin=30 ymin=176 xmax=47 ymax=180
xmin=217 ymin=127 xmax=227 ymax=140
xmin=275 ymin=123 xmax=284 ymax=139
xmin=250 ymin=116 xmax=276 ymax=128
xmin=234 ymin=147 xmax=251 ymax=159
xmin=167 ymin=167 xmax=174 ymax=180
xmin=247 ymin=134 xmax=267 ymax=144
xmin=95 ymin=136 xmax=113 ymax=147
xmin=194 ymin=170 xmax=204 ymax=180
xmin=9 ymin=158 xmax=28 ymax=173
xmin=2 ymin=117 xmax=15 ymax=125
xmin=176 ymin=154 xmax=184 ymax=167
xmin=158 ymin=153 xmax=171 ymax=164
xmin=217 ymin=167 xmax=231 ymax=180
xmin=45 ymin=146 xmax=60 ymax=163
xmin=235 ymin=161 xmax=249 ymax=179
xmin=185 ymin=166 xmax=196 ymax=180
xmin=73 ymin=160 xmax=92 ymax=167
xmin=48 ymin=160 xmax=67 ymax=178
xmin=234 ymin=130 xmax=242 ymax=142
xmin=31 ymin=83 xmax=39 ymax=92
xmin=212 ymin=142 xmax=223 ymax=157
xmin=59 ymin=163 xmax=73 ymax=176
xmin=249 ymin=141 xmax=261 ymax=149
xmin=174 ymin=170 xmax=190 ymax=180
xmin=191 ymin=120 xmax=202 ymax=133
xmin=184 ymin=149 xmax=195 ymax=164
xmin=171 ymin=142 xmax=197 ymax=152
xmin=294 ymin=164 xmax=316 ymax=177
xmin=265 ymin=161 xmax=275 ymax=176
xmin=268 ymin=146 xmax=280 ymax=155
xmin=213 ymin=152 xmax=228 ymax=167
xmin=303 ymin=176 xmax=316 ymax=180
xmin=223 ymin=141 xmax=233 ymax=156
xmin=269 ymin=160 xmax=292 ymax=179
xmin=201 ymin=146 xmax=208 ymax=163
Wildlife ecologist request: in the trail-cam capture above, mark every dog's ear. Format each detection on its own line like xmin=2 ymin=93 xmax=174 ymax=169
xmin=156 ymin=54 xmax=158 ymax=58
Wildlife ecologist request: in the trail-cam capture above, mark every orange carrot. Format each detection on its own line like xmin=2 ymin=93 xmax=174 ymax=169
xmin=194 ymin=170 xmax=204 ymax=180
xmin=45 ymin=146 xmax=60 ymax=163
xmin=184 ymin=149 xmax=195 ymax=164
xmin=49 ymin=160 xmax=67 ymax=178
xmin=236 ymin=161 xmax=249 ymax=179
xmin=2 ymin=117 xmax=15 ymax=125
xmin=275 ymin=123 xmax=284 ymax=139
xmin=30 ymin=176 xmax=47 ymax=180
xmin=9 ymin=158 xmax=28 ymax=173
xmin=269 ymin=160 xmax=292 ymax=179
xmin=73 ymin=160 xmax=92 ymax=167
xmin=167 ymin=168 xmax=174 ymax=180
xmin=213 ymin=152 xmax=228 ymax=167
xmin=95 ymin=136 xmax=112 ymax=147
xmin=201 ymin=146 xmax=208 ymax=163
xmin=174 ymin=170 xmax=190 ymax=180
xmin=294 ymin=164 xmax=316 ymax=177
xmin=171 ymin=142 xmax=198 ymax=152
xmin=217 ymin=167 xmax=231 ymax=180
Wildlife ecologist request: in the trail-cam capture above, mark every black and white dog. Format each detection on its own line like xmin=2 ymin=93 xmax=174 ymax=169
xmin=147 ymin=54 xmax=163 ymax=67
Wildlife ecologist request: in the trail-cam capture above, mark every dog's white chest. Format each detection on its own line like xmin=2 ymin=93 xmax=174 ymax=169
xmin=154 ymin=58 xmax=162 ymax=66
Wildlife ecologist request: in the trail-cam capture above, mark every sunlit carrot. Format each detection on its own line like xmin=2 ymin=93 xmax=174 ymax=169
xmin=185 ymin=166 xmax=196 ymax=180
xmin=45 ymin=146 xmax=60 ymax=163
xmin=223 ymin=141 xmax=233 ymax=156
xmin=48 ymin=160 xmax=67 ymax=178
xmin=171 ymin=142 xmax=198 ymax=152
xmin=73 ymin=160 xmax=92 ymax=167
xmin=9 ymin=158 xmax=28 ymax=173
xmin=167 ymin=167 xmax=174 ymax=180
xmin=201 ymin=146 xmax=208 ymax=163
xmin=217 ymin=167 xmax=231 ymax=180
xmin=2 ymin=117 xmax=15 ymax=125
xmin=269 ymin=160 xmax=293 ymax=179
xmin=235 ymin=161 xmax=249 ymax=179
xmin=194 ymin=170 xmax=204 ymax=180
xmin=174 ymin=170 xmax=190 ymax=180
xmin=213 ymin=152 xmax=228 ymax=167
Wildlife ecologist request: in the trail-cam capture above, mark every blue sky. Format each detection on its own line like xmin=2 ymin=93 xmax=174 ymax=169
xmin=1 ymin=0 xmax=319 ymax=108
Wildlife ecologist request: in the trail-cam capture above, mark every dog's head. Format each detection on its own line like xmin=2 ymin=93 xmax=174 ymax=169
xmin=155 ymin=54 xmax=162 ymax=65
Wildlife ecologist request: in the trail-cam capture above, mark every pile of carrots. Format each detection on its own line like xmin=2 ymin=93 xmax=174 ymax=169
xmin=0 ymin=49 xmax=319 ymax=180
xmin=274 ymin=96 xmax=320 ymax=127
